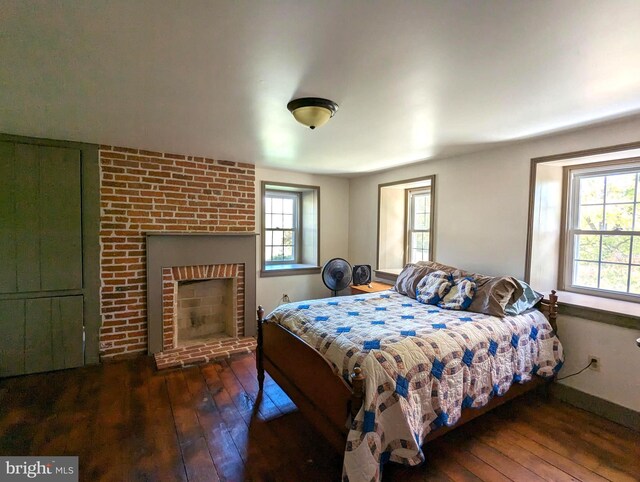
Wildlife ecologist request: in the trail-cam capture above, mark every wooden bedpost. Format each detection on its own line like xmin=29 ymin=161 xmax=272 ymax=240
xmin=350 ymin=367 xmax=366 ymax=420
xmin=257 ymin=305 xmax=265 ymax=391
xmin=548 ymin=290 xmax=558 ymax=334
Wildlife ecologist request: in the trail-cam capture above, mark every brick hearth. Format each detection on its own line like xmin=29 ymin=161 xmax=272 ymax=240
xmin=154 ymin=337 xmax=257 ymax=370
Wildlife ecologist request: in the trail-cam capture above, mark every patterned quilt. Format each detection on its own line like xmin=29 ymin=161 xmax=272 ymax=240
xmin=267 ymin=290 xmax=564 ymax=482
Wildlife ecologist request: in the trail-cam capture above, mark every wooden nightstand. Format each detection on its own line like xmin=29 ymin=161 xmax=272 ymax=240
xmin=350 ymin=281 xmax=393 ymax=295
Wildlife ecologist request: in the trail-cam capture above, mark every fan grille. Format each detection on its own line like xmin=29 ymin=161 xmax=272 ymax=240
xmin=321 ymin=258 xmax=352 ymax=292
xmin=352 ymin=264 xmax=371 ymax=285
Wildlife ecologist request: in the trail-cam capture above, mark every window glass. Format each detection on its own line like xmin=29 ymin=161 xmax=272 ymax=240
xmin=606 ymin=172 xmax=635 ymax=203
xmin=605 ymin=203 xmax=634 ymax=230
xmin=573 ymin=260 xmax=598 ymax=288
xmin=630 ymin=266 xmax=640 ymax=294
xmin=579 ymin=176 xmax=604 ymax=204
xmin=568 ymin=167 xmax=640 ymax=297
xmin=265 ymin=192 xmax=298 ymax=264
xmin=408 ymin=189 xmax=431 ymax=263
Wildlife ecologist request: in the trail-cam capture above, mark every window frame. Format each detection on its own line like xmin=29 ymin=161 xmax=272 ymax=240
xmin=263 ymin=190 xmax=301 ymax=266
xmin=260 ymin=181 xmax=321 ymax=277
xmin=405 ymin=187 xmax=432 ymax=264
xmin=525 ymin=142 xmax=640 ymax=329
xmin=375 ymin=175 xmax=435 ymax=279
xmin=561 ymin=160 xmax=640 ymax=302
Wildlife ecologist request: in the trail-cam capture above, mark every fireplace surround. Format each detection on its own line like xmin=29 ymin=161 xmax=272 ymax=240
xmin=146 ymin=233 xmax=257 ymax=368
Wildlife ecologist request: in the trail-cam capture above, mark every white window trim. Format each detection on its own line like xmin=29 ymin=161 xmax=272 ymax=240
xmin=264 ymin=190 xmax=300 ymax=266
xmin=406 ymin=187 xmax=431 ymax=264
xmin=563 ymin=162 xmax=640 ymax=302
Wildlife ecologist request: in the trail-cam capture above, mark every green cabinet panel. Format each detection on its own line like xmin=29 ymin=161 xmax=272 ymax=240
xmin=1 ymin=143 xmax=83 ymax=293
xmin=0 ymin=299 xmax=25 ymax=377
xmin=39 ymin=146 xmax=83 ymax=291
xmin=24 ymin=296 xmax=84 ymax=375
xmin=52 ymin=296 xmax=84 ymax=369
xmin=0 ymin=142 xmax=17 ymax=292
xmin=25 ymin=297 xmax=53 ymax=374
xmin=14 ymin=144 xmax=41 ymax=292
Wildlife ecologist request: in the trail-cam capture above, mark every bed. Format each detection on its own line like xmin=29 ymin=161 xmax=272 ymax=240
xmin=256 ymin=264 xmax=563 ymax=482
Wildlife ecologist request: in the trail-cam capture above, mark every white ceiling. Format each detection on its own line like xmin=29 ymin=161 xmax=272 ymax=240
xmin=1 ymin=1 xmax=640 ymax=175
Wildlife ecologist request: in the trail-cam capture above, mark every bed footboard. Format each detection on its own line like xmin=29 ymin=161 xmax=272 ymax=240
xmin=256 ymin=306 xmax=366 ymax=452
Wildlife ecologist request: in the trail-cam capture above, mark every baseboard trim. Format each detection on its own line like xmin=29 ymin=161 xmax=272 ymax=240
xmin=550 ymin=383 xmax=639 ymax=431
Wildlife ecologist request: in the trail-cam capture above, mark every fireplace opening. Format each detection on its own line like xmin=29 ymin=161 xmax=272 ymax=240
xmin=176 ymin=278 xmax=236 ymax=346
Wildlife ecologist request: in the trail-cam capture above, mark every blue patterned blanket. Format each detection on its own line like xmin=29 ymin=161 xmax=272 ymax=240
xmin=267 ymin=290 xmax=564 ymax=482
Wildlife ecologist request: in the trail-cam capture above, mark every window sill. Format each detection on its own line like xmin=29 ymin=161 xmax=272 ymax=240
xmin=260 ymin=264 xmax=321 ymax=278
xmin=374 ymin=269 xmax=401 ymax=282
xmin=555 ymin=290 xmax=640 ymax=329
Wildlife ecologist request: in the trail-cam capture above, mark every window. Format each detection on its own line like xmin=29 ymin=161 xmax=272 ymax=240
xmin=527 ymin=145 xmax=640 ymax=324
xmin=261 ymin=182 xmax=320 ymax=276
xmin=565 ymin=164 xmax=640 ymax=299
xmin=264 ymin=192 xmax=299 ymax=264
xmin=407 ymin=188 xmax=431 ymax=263
xmin=377 ymin=176 xmax=435 ymax=276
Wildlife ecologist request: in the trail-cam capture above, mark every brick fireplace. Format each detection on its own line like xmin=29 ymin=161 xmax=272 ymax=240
xmin=152 ymin=263 xmax=255 ymax=369
xmin=99 ymin=146 xmax=256 ymax=361
xmin=146 ymin=234 xmax=257 ymax=369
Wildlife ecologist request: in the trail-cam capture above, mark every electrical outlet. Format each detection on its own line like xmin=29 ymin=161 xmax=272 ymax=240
xmin=282 ymin=293 xmax=290 ymax=303
xmin=588 ymin=355 xmax=600 ymax=371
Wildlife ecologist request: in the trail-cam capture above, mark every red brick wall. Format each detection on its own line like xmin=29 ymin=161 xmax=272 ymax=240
xmin=99 ymin=146 xmax=255 ymax=359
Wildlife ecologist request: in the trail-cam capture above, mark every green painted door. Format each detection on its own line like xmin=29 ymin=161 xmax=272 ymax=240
xmin=0 ymin=296 xmax=84 ymax=377
xmin=0 ymin=141 xmax=85 ymax=377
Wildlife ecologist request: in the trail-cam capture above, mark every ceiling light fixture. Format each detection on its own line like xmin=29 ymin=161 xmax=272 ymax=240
xmin=287 ymin=97 xmax=339 ymax=129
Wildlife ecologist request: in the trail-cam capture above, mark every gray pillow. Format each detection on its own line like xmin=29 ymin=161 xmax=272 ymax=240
xmin=415 ymin=261 xmax=524 ymax=317
xmin=465 ymin=274 xmax=524 ymax=317
xmin=416 ymin=260 xmax=458 ymax=273
xmin=394 ymin=263 xmax=438 ymax=299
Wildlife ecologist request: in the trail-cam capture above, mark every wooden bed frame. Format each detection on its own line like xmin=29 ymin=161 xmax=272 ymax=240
xmin=256 ymin=290 xmax=559 ymax=453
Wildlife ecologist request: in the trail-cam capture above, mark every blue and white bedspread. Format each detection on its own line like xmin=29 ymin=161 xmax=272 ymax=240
xmin=267 ymin=290 xmax=564 ymax=482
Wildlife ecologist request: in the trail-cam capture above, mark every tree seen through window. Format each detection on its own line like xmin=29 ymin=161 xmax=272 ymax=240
xmin=408 ymin=189 xmax=431 ymax=263
xmin=571 ymin=168 xmax=640 ymax=295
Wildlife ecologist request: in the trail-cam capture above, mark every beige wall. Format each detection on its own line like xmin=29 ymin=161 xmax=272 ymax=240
xmin=349 ymin=144 xmax=531 ymax=276
xmin=557 ymin=315 xmax=639 ymax=411
xmin=256 ymin=167 xmax=350 ymax=314
xmin=348 ymin=115 xmax=640 ymax=410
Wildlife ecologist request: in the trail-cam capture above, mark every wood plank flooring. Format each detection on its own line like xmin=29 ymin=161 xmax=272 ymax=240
xmin=1 ymin=353 xmax=638 ymax=481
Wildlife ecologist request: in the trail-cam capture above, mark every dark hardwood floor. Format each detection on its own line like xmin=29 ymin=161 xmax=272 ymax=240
xmin=1 ymin=353 xmax=638 ymax=482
